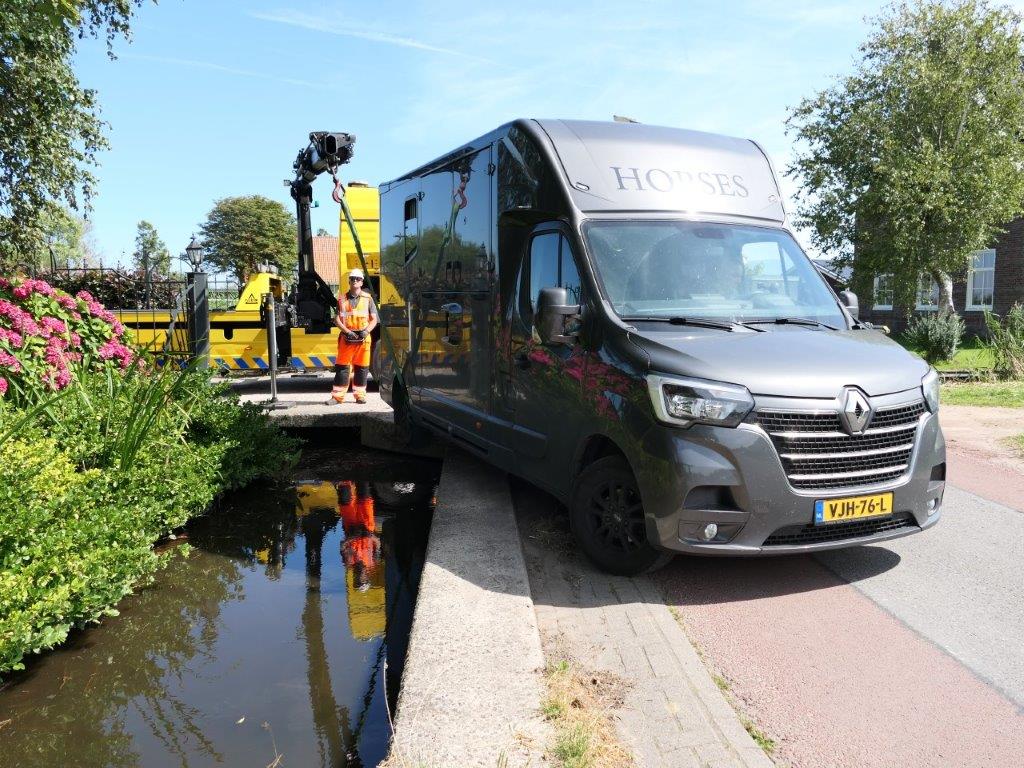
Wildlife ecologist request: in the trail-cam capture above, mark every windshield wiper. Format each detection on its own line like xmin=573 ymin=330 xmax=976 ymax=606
xmin=620 ymin=316 xmax=740 ymax=332
xmin=740 ymin=317 xmax=838 ymax=330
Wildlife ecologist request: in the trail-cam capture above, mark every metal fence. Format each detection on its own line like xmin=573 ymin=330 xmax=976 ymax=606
xmin=36 ymin=266 xmax=212 ymax=368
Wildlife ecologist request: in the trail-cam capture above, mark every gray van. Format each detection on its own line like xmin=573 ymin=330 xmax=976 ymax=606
xmin=376 ymin=119 xmax=945 ymax=575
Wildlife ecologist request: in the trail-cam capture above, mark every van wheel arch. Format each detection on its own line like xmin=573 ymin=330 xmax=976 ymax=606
xmin=573 ymin=434 xmax=632 ymax=487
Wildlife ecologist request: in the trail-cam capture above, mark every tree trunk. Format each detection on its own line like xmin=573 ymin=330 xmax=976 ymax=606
xmin=931 ymin=268 xmax=955 ymax=317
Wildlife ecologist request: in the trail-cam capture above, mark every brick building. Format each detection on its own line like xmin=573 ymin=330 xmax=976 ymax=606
xmin=854 ymin=218 xmax=1024 ymax=336
xmin=311 ymin=235 xmax=341 ymax=292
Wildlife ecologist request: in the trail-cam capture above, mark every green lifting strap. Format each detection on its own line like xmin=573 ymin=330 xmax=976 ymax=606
xmin=335 ymin=183 xmax=408 ymax=399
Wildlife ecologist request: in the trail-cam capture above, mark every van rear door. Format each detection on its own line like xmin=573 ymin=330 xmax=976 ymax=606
xmin=408 ymin=147 xmax=494 ymax=431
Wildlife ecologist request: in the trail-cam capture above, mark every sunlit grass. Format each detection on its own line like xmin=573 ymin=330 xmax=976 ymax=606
xmin=941 ymin=381 xmax=1024 ymax=407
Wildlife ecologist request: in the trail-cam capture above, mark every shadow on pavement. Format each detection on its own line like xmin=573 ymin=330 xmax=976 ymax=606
xmin=510 ymin=476 xmax=902 ymax=608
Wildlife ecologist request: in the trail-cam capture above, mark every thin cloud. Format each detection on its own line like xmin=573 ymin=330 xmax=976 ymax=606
xmin=251 ymin=10 xmax=488 ymax=61
xmin=122 ymin=53 xmax=327 ymax=89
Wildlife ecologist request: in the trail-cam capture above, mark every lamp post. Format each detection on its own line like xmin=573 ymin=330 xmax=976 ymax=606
xmin=183 ymin=235 xmax=209 ymax=369
xmin=184 ymin=234 xmax=205 ymax=272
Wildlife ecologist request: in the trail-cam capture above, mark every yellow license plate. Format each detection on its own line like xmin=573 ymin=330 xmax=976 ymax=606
xmin=814 ymin=492 xmax=893 ymax=524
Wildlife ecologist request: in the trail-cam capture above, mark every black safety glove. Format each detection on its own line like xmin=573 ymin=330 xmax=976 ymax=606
xmin=357 ymin=329 xmax=369 ymax=340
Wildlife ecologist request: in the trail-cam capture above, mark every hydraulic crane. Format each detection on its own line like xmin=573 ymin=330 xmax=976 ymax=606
xmin=289 ymin=131 xmax=357 ymax=334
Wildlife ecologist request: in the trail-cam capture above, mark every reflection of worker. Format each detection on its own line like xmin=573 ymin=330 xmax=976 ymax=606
xmin=337 ymin=481 xmax=381 ymax=591
xmin=332 ymin=269 xmax=378 ymax=404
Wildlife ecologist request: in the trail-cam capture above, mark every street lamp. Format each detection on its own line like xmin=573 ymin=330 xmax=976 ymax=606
xmin=184 ymin=235 xmax=205 ymax=272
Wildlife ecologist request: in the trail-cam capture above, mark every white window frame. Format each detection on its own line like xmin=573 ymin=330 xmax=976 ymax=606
xmin=966 ymin=249 xmax=996 ymax=311
xmin=872 ymin=274 xmax=894 ymax=310
xmin=916 ymin=275 xmax=940 ymax=311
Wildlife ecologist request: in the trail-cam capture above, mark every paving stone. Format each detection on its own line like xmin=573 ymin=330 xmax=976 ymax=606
xmin=515 ymin=482 xmax=780 ymax=768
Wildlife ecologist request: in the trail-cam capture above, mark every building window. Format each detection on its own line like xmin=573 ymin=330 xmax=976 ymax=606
xmin=966 ymin=249 xmax=995 ymax=311
xmin=916 ymin=275 xmax=940 ymax=311
xmin=873 ymin=274 xmax=894 ymax=310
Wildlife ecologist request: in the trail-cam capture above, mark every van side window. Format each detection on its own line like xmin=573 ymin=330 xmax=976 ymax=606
xmin=560 ymin=236 xmax=582 ymax=306
xmin=522 ymin=232 xmax=559 ymax=323
xmin=403 ymin=197 xmax=418 ymax=262
xmin=518 ymin=231 xmax=584 ymax=328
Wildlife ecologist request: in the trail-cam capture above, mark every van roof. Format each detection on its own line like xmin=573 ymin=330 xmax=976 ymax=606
xmin=383 ymin=119 xmax=786 ymax=224
xmin=534 ymin=119 xmax=785 ymax=223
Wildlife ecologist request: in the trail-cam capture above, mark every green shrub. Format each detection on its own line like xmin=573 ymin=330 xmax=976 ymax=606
xmin=904 ymin=312 xmax=965 ymax=364
xmin=985 ymin=304 xmax=1024 ymax=380
xmin=0 ymin=366 xmax=299 ymax=674
xmin=0 ymin=437 xmax=164 ymax=672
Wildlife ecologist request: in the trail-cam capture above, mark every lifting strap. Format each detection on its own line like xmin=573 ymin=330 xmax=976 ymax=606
xmin=330 ymin=170 xmax=407 ymax=397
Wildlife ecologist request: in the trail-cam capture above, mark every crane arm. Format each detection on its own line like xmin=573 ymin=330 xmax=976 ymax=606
xmin=289 ymin=131 xmax=356 ymax=332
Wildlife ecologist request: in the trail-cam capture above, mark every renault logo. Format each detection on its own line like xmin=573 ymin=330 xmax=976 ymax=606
xmin=840 ymin=388 xmax=873 ymax=435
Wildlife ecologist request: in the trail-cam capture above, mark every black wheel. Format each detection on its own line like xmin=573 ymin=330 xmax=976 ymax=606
xmin=570 ymin=455 xmax=672 ymax=576
xmin=391 ymin=375 xmax=427 ymax=447
xmin=367 ymin=340 xmax=381 ymax=392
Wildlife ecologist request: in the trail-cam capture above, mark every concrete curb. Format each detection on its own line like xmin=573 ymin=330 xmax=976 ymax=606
xmin=387 ymin=449 xmax=550 ymax=767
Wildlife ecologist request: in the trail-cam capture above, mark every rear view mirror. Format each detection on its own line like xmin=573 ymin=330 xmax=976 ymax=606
xmin=536 ymin=287 xmax=581 ymax=346
xmin=839 ymin=289 xmax=859 ymax=320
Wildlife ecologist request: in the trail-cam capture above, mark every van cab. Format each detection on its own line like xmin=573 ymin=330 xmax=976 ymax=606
xmin=377 ymin=119 xmax=945 ymax=575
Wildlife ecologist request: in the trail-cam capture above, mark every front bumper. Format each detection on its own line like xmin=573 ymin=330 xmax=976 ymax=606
xmin=635 ymin=398 xmax=946 ymax=555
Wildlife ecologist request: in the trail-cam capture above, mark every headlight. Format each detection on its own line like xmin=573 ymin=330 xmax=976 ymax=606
xmin=646 ymin=374 xmax=754 ymax=428
xmin=921 ymin=368 xmax=940 ymax=413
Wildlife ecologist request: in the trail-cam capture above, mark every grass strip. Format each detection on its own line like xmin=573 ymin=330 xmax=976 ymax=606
xmin=1002 ymin=434 xmax=1024 ymax=458
xmin=941 ymin=381 xmax=1024 ymax=407
xmin=542 ymin=660 xmax=633 ymax=768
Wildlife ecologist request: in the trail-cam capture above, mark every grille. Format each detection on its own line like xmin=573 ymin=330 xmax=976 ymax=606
xmin=758 ymin=400 xmax=926 ymax=490
xmin=762 ymin=513 xmax=917 ymax=546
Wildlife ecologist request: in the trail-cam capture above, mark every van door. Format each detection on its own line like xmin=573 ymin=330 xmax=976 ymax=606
xmin=508 ymin=224 xmax=586 ymax=493
xmin=410 ymin=147 xmax=493 ymax=432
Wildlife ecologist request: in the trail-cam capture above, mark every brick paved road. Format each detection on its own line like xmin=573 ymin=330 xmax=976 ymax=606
xmin=514 ymin=480 xmax=773 ymax=768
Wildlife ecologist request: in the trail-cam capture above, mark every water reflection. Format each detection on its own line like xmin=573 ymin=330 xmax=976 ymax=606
xmin=0 ymin=446 xmax=439 ymax=768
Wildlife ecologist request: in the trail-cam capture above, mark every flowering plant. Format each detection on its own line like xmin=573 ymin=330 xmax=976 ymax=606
xmin=0 ymin=276 xmax=138 ymax=403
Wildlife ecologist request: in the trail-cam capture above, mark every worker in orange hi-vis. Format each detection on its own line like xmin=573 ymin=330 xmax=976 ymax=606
xmin=331 ymin=268 xmax=378 ymax=404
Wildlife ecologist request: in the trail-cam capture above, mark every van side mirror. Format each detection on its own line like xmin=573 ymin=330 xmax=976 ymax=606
xmin=536 ymin=287 xmax=581 ymax=346
xmin=839 ymin=289 xmax=859 ymax=320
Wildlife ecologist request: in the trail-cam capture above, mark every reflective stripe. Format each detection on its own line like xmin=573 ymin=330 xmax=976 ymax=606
xmin=338 ymin=293 xmax=372 ymax=331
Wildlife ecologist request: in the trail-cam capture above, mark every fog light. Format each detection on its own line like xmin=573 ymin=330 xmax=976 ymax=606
xmin=927 ymin=498 xmax=938 ymax=515
xmin=702 ymin=523 xmax=718 ymax=541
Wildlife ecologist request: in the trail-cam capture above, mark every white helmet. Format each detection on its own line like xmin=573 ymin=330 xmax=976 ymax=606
xmin=348 ymin=268 xmax=365 ymax=280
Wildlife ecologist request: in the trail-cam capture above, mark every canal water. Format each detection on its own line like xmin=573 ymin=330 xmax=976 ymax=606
xmin=0 ymin=442 xmax=440 ymax=768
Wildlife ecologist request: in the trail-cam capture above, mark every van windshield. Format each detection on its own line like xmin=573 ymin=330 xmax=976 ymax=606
xmin=583 ymin=221 xmax=847 ymax=329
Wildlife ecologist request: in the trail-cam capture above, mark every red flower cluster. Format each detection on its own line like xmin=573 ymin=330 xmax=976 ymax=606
xmin=0 ymin=276 xmax=140 ymax=402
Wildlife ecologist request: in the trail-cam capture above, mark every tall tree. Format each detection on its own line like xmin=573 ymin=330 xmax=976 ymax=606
xmin=0 ymin=202 xmax=91 ymax=270
xmin=786 ymin=0 xmax=1024 ymax=316
xmin=0 ymin=1 xmax=147 ymax=273
xmin=132 ymin=220 xmax=171 ymax=276
xmin=199 ymin=196 xmax=297 ymax=283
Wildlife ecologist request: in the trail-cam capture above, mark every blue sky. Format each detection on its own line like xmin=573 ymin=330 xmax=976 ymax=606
xmin=73 ymin=0 xmax=891 ymax=267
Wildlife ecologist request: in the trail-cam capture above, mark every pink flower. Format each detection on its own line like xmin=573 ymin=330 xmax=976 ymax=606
xmin=0 ymin=349 xmax=22 ymax=373
xmin=69 ymin=332 xmax=82 ymax=347
xmin=0 ymin=377 xmax=7 ymax=397
xmin=40 ymin=316 xmax=68 ymax=336
xmin=0 ymin=299 xmax=41 ymax=337
xmin=56 ymin=294 xmax=77 ymax=311
xmin=0 ymin=278 xmax=9 ymax=289
xmin=44 ymin=337 xmax=67 ymax=366
xmin=75 ymin=290 xmax=96 ymax=303
xmin=54 ymin=367 xmax=72 ymax=389
xmin=0 ymin=327 xmax=22 ymax=347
